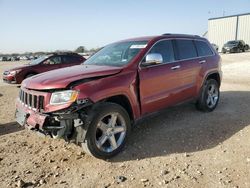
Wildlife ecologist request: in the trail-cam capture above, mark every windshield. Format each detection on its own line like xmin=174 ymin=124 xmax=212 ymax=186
xmin=29 ymin=56 xmax=48 ymax=65
xmin=84 ymin=41 xmax=148 ymax=67
xmin=227 ymin=41 xmax=238 ymax=45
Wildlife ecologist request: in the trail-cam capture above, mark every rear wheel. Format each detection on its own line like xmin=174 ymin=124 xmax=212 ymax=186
xmin=196 ymin=79 xmax=220 ymax=112
xmin=82 ymin=102 xmax=131 ymax=159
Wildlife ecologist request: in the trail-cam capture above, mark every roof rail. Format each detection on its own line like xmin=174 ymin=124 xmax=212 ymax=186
xmin=162 ymin=33 xmax=200 ymax=38
xmin=48 ymin=52 xmax=79 ymax=56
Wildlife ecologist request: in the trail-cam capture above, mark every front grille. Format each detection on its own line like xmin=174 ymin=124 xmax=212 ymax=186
xmin=19 ymin=89 xmax=44 ymax=111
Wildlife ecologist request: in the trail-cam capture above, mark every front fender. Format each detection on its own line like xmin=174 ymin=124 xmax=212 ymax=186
xmin=73 ymin=70 xmax=141 ymax=119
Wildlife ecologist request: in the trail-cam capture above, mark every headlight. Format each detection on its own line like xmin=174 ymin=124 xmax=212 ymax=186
xmin=9 ymin=70 xmax=19 ymax=75
xmin=50 ymin=90 xmax=78 ymax=105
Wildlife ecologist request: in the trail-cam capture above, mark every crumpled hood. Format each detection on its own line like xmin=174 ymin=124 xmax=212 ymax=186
xmin=22 ymin=65 xmax=123 ymax=90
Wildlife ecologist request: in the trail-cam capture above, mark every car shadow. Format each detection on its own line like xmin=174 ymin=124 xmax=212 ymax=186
xmin=111 ymin=91 xmax=250 ymax=162
xmin=0 ymin=122 xmax=24 ymax=136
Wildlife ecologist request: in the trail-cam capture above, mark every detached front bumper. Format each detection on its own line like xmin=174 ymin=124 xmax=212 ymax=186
xmin=15 ymin=87 xmax=93 ymax=142
xmin=15 ymin=98 xmax=88 ymax=142
xmin=15 ymin=100 xmax=48 ymax=131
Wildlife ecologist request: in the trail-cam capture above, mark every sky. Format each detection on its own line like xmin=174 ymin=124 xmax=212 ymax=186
xmin=0 ymin=0 xmax=250 ymax=53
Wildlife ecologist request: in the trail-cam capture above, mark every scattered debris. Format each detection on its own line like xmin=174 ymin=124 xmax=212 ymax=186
xmin=59 ymin=180 xmax=66 ymax=184
xmin=115 ymin=176 xmax=127 ymax=183
xmin=39 ymin=179 xmax=46 ymax=185
xmin=49 ymin=159 xmax=55 ymax=163
xmin=140 ymin=178 xmax=149 ymax=183
xmin=160 ymin=170 xmax=169 ymax=176
xmin=61 ymin=158 xmax=68 ymax=162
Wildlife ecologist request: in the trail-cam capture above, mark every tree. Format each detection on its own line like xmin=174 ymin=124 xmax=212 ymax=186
xmin=75 ymin=46 xmax=85 ymax=53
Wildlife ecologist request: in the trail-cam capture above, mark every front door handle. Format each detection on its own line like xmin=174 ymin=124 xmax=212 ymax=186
xmin=199 ymin=60 xmax=206 ymax=64
xmin=171 ymin=65 xmax=181 ymax=70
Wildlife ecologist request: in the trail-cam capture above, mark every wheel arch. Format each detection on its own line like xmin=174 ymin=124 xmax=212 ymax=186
xmin=204 ymin=72 xmax=221 ymax=87
xmin=103 ymin=94 xmax=134 ymax=122
xmin=24 ymin=71 xmax=38 ymax=78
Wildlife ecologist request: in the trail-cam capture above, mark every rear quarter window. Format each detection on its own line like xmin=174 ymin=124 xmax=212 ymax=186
xmin=175 ymin=39 xmax=197 ymax=60
xmin=195 ymin=40 xmax=214 ymax=57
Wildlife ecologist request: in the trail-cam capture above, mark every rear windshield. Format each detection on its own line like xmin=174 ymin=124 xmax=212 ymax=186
xmin=84 ymin=41 xmax=148 ymax=67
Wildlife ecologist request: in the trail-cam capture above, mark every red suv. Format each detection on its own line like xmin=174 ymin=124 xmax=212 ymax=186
xmin=3 ymin=53 xmax=85 ymax=84
xmin=15 ymin=34 xmax=222 ymax=159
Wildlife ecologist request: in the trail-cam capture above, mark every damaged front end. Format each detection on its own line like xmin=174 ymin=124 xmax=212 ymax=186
xmin=15 ymin=87 xmax=94 ymax=145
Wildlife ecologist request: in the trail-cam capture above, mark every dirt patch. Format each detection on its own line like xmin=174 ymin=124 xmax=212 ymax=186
xmin=0 ymin=53 xmax=250 ymax=188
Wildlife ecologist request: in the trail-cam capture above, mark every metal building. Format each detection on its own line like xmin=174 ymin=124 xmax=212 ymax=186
xmin=208 ymin=13 xmax=250 ymax=52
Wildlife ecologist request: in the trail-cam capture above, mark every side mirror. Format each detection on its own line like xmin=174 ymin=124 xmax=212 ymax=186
xmin=142 ymin=53 xmax=163 ymax=67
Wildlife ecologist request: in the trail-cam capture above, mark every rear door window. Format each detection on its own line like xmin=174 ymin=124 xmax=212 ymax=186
xmin=195 ymin=40 xmax=213 ymax=57
xmin=148 ymin=40 xmax=175 ymax=63
xmin=175 ymin=39 xmax=197 ymax=60
xmin=62 ymin=56 xmax=80 ymax=64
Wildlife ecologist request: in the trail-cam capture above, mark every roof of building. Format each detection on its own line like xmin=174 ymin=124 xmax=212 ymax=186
xmin=209 ymin=12 xmax=250 ymax=21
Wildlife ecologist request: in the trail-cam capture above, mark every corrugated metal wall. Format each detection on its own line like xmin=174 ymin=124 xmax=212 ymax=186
xmin=238 ymin=15 xmax=250 ymax=46
xmin=208 ymin=14 xmax=250 ymax=52
xmin=208 ymin=17 xmax=237 ymax=52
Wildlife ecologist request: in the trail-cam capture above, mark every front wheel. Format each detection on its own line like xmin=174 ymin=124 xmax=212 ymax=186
xmin=196 ymin=79 xmax=220 ymax=112
xmin=82 ymin=102 xmax=131 ymax=159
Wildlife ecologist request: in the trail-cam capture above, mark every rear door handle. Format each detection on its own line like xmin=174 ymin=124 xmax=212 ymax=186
xmin=171 ymin=65 xmax=181 ymax=70
xmin=199 ymin=60 xmax=206 ymax=64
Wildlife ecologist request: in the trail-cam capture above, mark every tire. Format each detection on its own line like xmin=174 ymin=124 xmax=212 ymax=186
xmin=196 ymin=79 xmax=220 ymax=112
xmin=82 ymin=102 xmax=131 ymax=159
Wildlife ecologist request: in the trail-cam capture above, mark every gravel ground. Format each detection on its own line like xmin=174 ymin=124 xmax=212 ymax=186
xmin=0 ymin=52 xmax=250 ymax=188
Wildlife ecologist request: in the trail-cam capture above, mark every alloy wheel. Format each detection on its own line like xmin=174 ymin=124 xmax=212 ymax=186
xmin=206 ymin=84 xmax=219 ymax=108
xmin=95 ymin=113 xmax=126 ymax=153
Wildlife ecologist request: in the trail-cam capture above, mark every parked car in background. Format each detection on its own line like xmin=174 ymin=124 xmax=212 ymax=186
xmin=11 ymin=56 xmax=20 ymax=61
xmin=211 ymin=43 xmax=219 ymax=51
xmin=3 ymin=53 xmax=86 ymax=84
xmin=222 ymin=40 xmax=249 ymax=53
xmin=1 ymin=56 xmax=11 ymax=61
xmin=15 ymin=34 xmax=222 ymax=159
xmin=19 ymin=56 xmax=30 ymax=61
